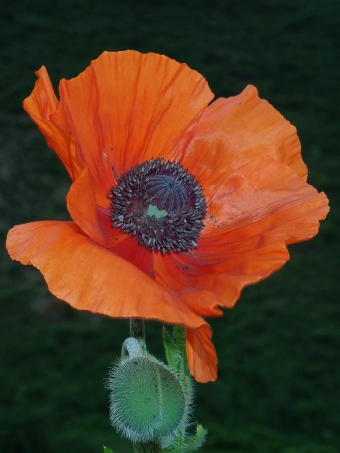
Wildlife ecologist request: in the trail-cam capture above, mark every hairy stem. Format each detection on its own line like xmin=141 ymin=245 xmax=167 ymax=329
xmin=133 ymin=440 xmax=162 ymax=453
xmin=129 ymin=318 xmax=146 ymax=351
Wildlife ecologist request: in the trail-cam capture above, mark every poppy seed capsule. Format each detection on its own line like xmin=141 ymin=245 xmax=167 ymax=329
xmin=107 ymin=356 xmax=187 ymax=443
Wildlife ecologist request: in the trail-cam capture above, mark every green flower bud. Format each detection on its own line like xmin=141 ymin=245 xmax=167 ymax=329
xmin=108 ymin=352 xmax=187 ymax=443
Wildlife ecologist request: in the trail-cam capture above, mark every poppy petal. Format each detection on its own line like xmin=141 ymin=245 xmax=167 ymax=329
xmin=180 ymin=85 xmax=307 ymax=200
xmin=185 ymin=323 xmax=217 ymax=383
xmin=6 ymin=221 xmax=207 ymax=329
xmin=23 ymin=66 xmax=84 ymax=181
xmin=51 ymin=51 xmax=214 ymax=206
xmin=153 ymin=155 xmax=329 ymax=316
xmin=66 ymin=167 xmax=124 ymax=248
xmin=111 ymin=235 xmax=154 ymax=278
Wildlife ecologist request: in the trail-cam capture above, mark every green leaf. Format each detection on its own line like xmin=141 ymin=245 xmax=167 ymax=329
xmin=163 ymin=325 xmax=193 ymax=404
xmin=173 ymin=325 xmax=186 ymax=354
xmin=173 ymin=325 xmax=190 ymax=378
xmin=163 ymin=424 xmax=207 ymax=453
xmin=182 ymin=424 xmax=208 ymax=452
xmin=103 ymin=446 xmax=115 ymax=453
xmin=163 ymin=326 xmax=182 ymax=373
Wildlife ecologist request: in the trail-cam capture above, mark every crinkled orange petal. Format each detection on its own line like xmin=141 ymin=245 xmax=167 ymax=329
xmin=157 ymin=244 xmax=290 ymax=318
xmin=23 ymin=66 xmax=84 ymax=181
xmin=6 ymin=221 xmax=208 ymax=328
xmin=51 ymin=51 xmax=214 ymax=206
xmin=66 ymin=167 xmax=124 ymax=248
xmin=180 ymin=85 xmax=307 ymax=201
xmin=111 ymin=235 xmax=154 ymax=278
xmin=154 ymin=155 xmax=329 ymax=317
xmin=185 ymin=324 xmax=217 ymax=383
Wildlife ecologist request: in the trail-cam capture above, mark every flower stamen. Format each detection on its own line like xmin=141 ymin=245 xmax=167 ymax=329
xmin=109 ymin=158 xmax=207 ymax=254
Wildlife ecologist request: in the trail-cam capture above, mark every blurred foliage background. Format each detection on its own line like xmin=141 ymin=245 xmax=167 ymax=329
xmin=1 ymin=0 xmax=339 ymax=452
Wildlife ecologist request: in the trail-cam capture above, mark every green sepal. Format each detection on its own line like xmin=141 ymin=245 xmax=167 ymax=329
xmin=103 ymin=446 xmax=115 ymax=453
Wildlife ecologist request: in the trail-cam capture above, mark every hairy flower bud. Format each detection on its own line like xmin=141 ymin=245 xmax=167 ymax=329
xmin=107 ymin=354 xmax=187 ymax=443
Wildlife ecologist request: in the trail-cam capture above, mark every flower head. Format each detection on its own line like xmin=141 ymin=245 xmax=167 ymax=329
xmin=6 ymin=51 xmax=329 ymax=382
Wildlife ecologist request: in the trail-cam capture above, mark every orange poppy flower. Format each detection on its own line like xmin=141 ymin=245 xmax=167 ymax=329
xmin=6 ymin=51 xmax=329 ymax=383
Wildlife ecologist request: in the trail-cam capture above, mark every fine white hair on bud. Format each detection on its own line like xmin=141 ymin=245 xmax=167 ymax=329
xmin=107 ymin=356 xmax=188 ymax=443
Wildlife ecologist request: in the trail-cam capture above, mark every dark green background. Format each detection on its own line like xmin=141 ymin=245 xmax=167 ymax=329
xmin=1 ymin=0 xmax=339 ymax=452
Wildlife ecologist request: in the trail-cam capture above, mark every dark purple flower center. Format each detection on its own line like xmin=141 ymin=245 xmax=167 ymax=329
xmin=108 ymin=158 xmax=207 ymax=254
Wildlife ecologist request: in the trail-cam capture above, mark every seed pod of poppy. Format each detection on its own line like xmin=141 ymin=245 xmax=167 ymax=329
xmin=107 ymin=355 xmax=187 ymax=443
